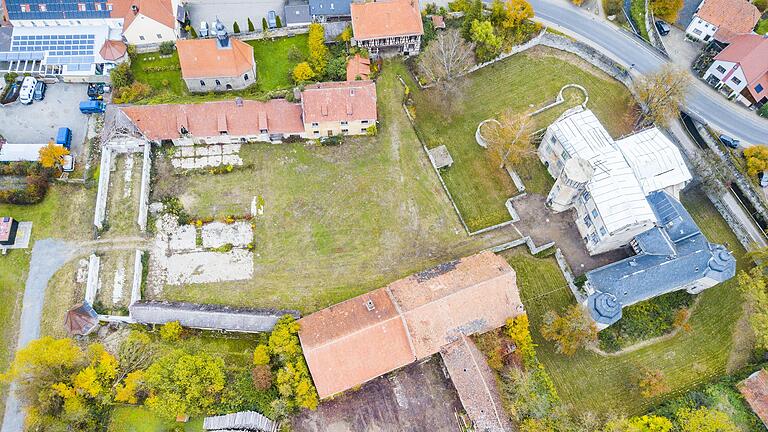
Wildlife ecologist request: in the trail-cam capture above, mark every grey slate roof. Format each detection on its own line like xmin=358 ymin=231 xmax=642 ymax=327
xmin=203 ymin=411 xmax=277 ymax=432
xmin=285 ymin=1 xmax=311 ymax=25
xmin=585 ymin=191 xmax=736 ymax=326
xmin=130 ymin=300 xmax=300 ymax=333
xmin=309 ymin=0 xmax=352 ymax=17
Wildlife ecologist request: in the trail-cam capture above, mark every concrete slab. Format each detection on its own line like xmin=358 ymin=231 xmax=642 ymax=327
xmin=168 ymin=224 xmax=197 ymax=251
xmin=201 ymin=221 xmax=253 ymax=248
xmin=662 ymin=26 xmax=703 ymax=70
xmin=184 ymin=0 xmax=286 ymax=34
xmin=165 ymin=249 xmax=254 ymax=285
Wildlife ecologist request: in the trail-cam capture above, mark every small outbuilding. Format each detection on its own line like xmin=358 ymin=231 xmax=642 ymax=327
xmin=739 ymin=369 xmax=768 ymax=428
xmin=431 ymin=15 xmax=446 ymax=30
xmin=346 ymin=53 xmax=370 ymax=81
xmin=0 ymin=217 xmax=19 ymax=246
xmin=428 ymin=144 xmax=453 ymax=169
xmin=64 ymin=302 xmax=100 ymax=336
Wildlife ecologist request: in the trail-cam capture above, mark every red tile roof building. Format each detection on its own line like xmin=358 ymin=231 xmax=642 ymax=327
xmin=176 ymin=32 xmax=257 ymax=93
xmin=739 ymin=369 xmax=768 ymax=427
xmin=346 ymin=54 xmax=371 ymax=81
xmin=685 ymin=0 xmax=760 ymax=42
xmin=351 ymin=0 xmax=424 ymax=56
xmin=301 ymin=80 xmax=378 ymax=136
xmin=112 ymin=0 xmax=179 ymax=47
xmin=298 ymin=251 xmax=524 ymax=399
xmin=704 ymin=33 xmax=768 ymax=107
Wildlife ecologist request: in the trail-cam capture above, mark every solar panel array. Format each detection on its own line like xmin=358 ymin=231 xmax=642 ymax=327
xmin=10 ymin=33 xmax=96 ymax=72
xmin=6 ymin=0 xmax=112 ymax=20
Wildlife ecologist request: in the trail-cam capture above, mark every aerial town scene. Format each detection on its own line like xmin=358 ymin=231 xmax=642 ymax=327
xmin=0 ymin=0 xmax=767 ymax=429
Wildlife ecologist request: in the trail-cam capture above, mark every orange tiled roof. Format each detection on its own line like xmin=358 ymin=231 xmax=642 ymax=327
xmin=298 ymin=251 xmax=524 ymax=399
xmin=351 ymin=0 xmax=424 ymax=40
xmin=739 ymin=369 xmax=768 ymax=427
xmin=99 ymin=39 xmax=127 ymax=61
xmin=431 ymin=14 xmax=445 ymax=29
xmin=112 ymin=0 xmax=176 ymax=30
xmin=176 ymin=38 xmax=255 ymax=79
xmin=715 ymin=33 xmax=768 ymax=101
xmin=120 ymin=99 xmax=304 ymax=140
xmin=301 ymin=80 xmax=377 ymax=123
xmin=695 ymin=0 xmax=760 ymax=41
xmin=345 ymin=54 xmax=371 ymax=81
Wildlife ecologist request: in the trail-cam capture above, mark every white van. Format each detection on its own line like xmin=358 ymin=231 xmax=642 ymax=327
xmin=18 ymin=77 xmax=37 ymax=105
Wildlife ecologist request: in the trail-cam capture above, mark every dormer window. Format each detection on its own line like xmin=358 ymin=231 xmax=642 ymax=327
xmin=20 ymin=4 xmax=30 ymax=12
xmin=77 ymin=3 xmax=86 ymax=11
xmin=106 ymin=3 xmax=113 ymax=10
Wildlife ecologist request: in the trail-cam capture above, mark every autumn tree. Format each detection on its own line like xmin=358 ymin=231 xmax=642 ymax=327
xmin=253 ymin=344 xmax=271 ymax=366
xmin=690 ymin=151 xmax=735 ymax=197
xmin=650 ymin=0 xmax=684 ymax=22
xmin=293 ymin=62 xmax=316 ymax=82
xmin=159 ymin=320 xmax=182 ymax=342
xmin=634 ymin=66 xmax=690 ymax=127
xmin=603 ymin=415 xmax=673 ymax=432
xmin=738 ymin=267 xmax=768 ymax=350
xmin=307 ymin=23 xmax=330 ymax=76
xmin=502 ymin=0 xmax=534 ymax=31
xmin=114 ymin=370 xmax=145 ymax=404
xmin=39 ymin=142 xmax=69 ymax=168
xmin=268 ymin=315 xmax=318 ymax=414
xmin=743 ymin=145 xmax=768 ymax=176
xmin=460 ymin=0 xmax=485 ymax=39
xmin=470 ymin=19 xmax=502 ymax=62
xmin=483 ymin=109 xmax=536 ymax=169
xmin=676 ymin=407 xmax=739 ymax=432
xmin=540 ymin=304 xmax=597 ymax=356
xmin=637 ymin=368 xmax=669 ymax=398
xmin=144 ymin=350 xmax=226 ymax=420
xmin=117 ymin=331 xmax=154 ymax=377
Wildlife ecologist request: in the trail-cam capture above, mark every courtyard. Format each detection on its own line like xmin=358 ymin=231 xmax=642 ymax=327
xmin=147 ymin=62 xmax=518 ymax=313
xmin=411 ymin=46 xmax=637 ymax=231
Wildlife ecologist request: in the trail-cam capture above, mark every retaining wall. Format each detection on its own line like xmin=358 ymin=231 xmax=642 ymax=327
xmin=137 ymin=143 xmax=151 ymax=232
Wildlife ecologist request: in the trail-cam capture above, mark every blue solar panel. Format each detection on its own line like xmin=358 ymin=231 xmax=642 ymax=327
xmin=10 ymin=33 xmax=97 ymax=60
xmin=6 ymin=0 xmax=113 ymax=20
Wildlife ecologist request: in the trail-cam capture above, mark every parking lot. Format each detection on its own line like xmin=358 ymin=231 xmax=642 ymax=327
xmin=0 ymin=82 xmax=90 ymax=152
xmin=183 ymin=0 xmax=285 ymax=34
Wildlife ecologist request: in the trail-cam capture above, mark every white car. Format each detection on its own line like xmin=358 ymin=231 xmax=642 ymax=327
xmin=18 ymin=76 xmax=37 ymax=105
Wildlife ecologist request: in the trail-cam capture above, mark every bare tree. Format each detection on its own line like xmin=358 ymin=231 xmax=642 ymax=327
xmin=483 ymin=109 xmax=536 ymax=169
xmin=634 ymin=66 xmax=690 ymax=127
xmin=690 ymin=151 xmax=734 ymax=197
xmin=419 ymin=29 xmax=475 ymax=116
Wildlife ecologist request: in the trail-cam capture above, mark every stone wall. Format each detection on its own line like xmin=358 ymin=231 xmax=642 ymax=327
xmin=137 ymin=143 xmax=151 ymax=232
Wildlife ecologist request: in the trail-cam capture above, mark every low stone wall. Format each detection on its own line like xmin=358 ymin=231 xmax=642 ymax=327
xmin=236 ymin=26 xmax=309 ymax=42
xmin=130 ymin=250 xmax=143 ymax=306
xmin=137 ymin=143 xmax=151 ymax=232
xmin=85 ymin=254 xmax=100 ymax=305
xmin=93 ymin=148 xmax=113 ymax=230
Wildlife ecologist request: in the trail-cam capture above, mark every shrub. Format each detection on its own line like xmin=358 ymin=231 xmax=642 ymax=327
xmin=159 ymin=321 xmax=183 ymax=342
xmin=247 ymin=17 xmax=255 ymax=32
xmin=158 ymin=41 xmax=175 ymax=55
xmin=113 ymin=81 xmax=153 ymax=103
xmin=126 ymin=44 xmax=137 ymax=59
xmin=287 ymin=46 xmax=304 ymax=63
xmin=754 ymin=0 xmax=767 ymax=12
xmin=365 ymin=124 xmax=377 ymax=136
xmin=262 ymin=17 xmax=268 ymax=32
xmin=233 ymin=20 xmax=241 ymax=33
xmin=110 ymin=62 xmax=134 ymax=89
xmin=253 ymin=344 xmax=271 ymax=366
xmin=142 ymin=64 xmax=180 ymax=73
xmin=759 ymin=103 xmax=768 ymax=118
xmin=4 ymin=72 xmax=18 ymax=84
xmin=293 ymin=62 xmax=315 ymax=82
xmin=604 ymin=0 xmax=623 ymax=15
xmin=275 ymin=15 xmax=282 ymax=28
xmin=251 ymin=365 xmax=272 ymax=390
xmin=638 ymin=368 xmax=669 ymax=398
xmin=324 ymin=56 xmax=347 ymax=81
xmin=161 ymin=196 xmax=190 ymax=224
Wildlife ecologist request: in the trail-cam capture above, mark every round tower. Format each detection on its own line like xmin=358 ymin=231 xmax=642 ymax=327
xmin=546 ymin=157 xmax=593 ymax=213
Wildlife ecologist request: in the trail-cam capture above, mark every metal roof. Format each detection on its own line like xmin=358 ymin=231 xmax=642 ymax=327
xmin=309 ymin=0 xmax=352 ymax=16
xmin=284 ymin=2 xmax=311 ymax=25
xmin=614 ymin=127 xmax=692 ymax=195
xmin=6 ymin=0 xmax=113 ymax=20
xmin=551 ymin=109 xmax=657 ymax=234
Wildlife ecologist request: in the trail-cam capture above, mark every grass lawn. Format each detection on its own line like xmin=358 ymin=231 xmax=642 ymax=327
xmin=756 ymin=19 xmax=768 ymax=35
xmin=630 ymin=0 xmax=650 ymax=41
xmin=108 ymin=406 xmax=203 ymax=432
xmin=130 ymin=35 xmax=308 ymax=104
xmin=150 ymin=61 xmax=517 ymax=314
xmin=500 ymin=187 xmax=749 ymax=415
xmin=0 ymin=184 xmax=95 ymax=422
xmin=411 ymin=46 xmax=636 ymax=231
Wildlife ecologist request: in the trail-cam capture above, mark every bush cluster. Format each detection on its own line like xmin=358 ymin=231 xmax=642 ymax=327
xmin=0 ymin=162 xmax=52 ymax=204
xmin=113 ymin=82 xmax=153 ymax=104
xmin=141 ymin=65 xmax=181 ymax=73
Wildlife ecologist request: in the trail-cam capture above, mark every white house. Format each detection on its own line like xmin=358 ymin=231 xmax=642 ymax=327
xmin=118 ymin=0 xmax=180 ymax=46
xmin=538 ymin=108 xmax=692 ymax=256
xmin=703 ymin=33 xmax=768 ymax=108
xmin=685 ymin=0 xmax=760 ymax=43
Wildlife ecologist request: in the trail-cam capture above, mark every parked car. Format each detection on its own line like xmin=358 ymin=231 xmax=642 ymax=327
xmin=18 ymin=77 xmax=37 ymax=105
xmin=200 ymin=21 xmax=209 ymax=37
xmin=655 ymin=20 xmax=670 ymax=36
xmin=33 ymin=81 xmax=46 ymax=101
xmin=56 ymin=127 xmax=72 ymax=150
xmin=87 ymin=83 xmax=106 ymax=100
xmin=719 ymin=134 xmax=740 ymax=149
xmin=79 ymin=100 xmax=106 ymax=114
xmin=62 ymin=154 xmax=75 ymax=173
xmin=267 ymin=10 xmax=277 ymax=29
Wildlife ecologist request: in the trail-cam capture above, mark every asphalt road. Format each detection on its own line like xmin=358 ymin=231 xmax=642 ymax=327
xmin=528 ymin=0 xmax=768 ymax=145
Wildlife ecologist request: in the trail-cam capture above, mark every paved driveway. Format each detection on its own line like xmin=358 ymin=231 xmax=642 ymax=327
xmin=184 ymin=0 xmax=285 ymax=34
xmin=661 ymin=25 xmax=703 ymax=70
xmin=0 ymin=83 xmax=89 ymax=152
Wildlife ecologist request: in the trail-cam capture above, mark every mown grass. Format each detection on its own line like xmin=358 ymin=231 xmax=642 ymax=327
xmin=756 ymin=19 xmax=768 ymax=36
xmin=630 ymin=0 xmax=650 ymax=41
xmin=151 ymin=61 xmax=516 ymax=314
xmin=411 ymin=46 xmax=636 ymax=231
xmin=500 ymin=187 xmax=749 ymax=415
xmin=130 ymin=35 xmax=308 ymax=105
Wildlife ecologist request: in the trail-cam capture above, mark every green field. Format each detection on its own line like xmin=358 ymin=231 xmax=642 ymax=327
xmin=756 ymin=19 xmax=768 ymax=35
xmin=150 ymin=61 xmax=516 ymax=314
xmin=109 ymin=406 xmax=203 ymax=432
xmin=501 ymin=187 xmax=749 ymax=415
xmin=411 ymin=46 xmax=636 ymax=231
xmin=130 ymin=34 xmax=309 ymax=104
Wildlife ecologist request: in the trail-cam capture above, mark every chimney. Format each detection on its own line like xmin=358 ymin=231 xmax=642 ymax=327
xmin=235 ymin=97 xmax=243 ymax=107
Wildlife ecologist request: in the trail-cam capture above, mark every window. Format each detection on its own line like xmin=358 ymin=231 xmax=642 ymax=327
xmin=106 ymin=2 xmax=113 ymax=10
xmin=590 ymin=232 xmax=599 ymax=244
xmin=139 ymin=35 xmax=145 ymax=40
xmin=550 ymin=135 xmax=556 ymax=144
xmin=599 ymin=227 xmax=607 ymax=237
xmin=200 ymin=80 xmax=205 ymax=86
xmin=692 ymin=28 xmax=702 ymax=35
xmin=156 ymin=33 xmax=163 ymax=39
xmin=361 ymin=128 xmax=367 ymax=133
xmin=94 ymin=2 xmax=101 ymax=10
xmin=731 ymin=77 xmax=742 ymax=85
xmin=260 ymin=128 xmax=268 ymax=134
xmin=591 ymin=209 xmax=598 ymax=218
xmin=361 ymin=120 xmax=369 ymax=124
xmin=341 ymin=128 xmax=349 ymax=134
xmin=215 ymin=79 xmax=221 ymax=86
xmin=560 ymin=149 xmax=571 ymax=161
xmin=244 ymin=74 xmax=249 ymax=81
xmin=38 ymin=4 xmax=46 ymax=11
xmin=314 ymin=131 xmax=320 ymax=136
xmin=756 ymin=84 xmax=764 ymax=94
xmin=20 ymin=4 xmax=30 ymax=12
xmin=583 ymin=214 xmax=592 ymax=228
xmin=311 ymin=122 xmax=319 ymax=127
xmin=340 ymin=121 xmax=348 ymax=126
xmin=77 ymin=3 xmax=86 ymax=11
xmin=581 ymin=191 xmax=591 ymax=202
xmin=716 ymin=65 xmax=726 ymax=74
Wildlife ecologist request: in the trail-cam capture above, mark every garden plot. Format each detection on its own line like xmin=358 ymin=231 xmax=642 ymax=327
xmin=103 ymin=152 xmax=144 ymax=236
xmin=94 ymin=250 xmax=136 ymax=315
xmin=172 ymin=144 xmax=243 ymax=169
xmin=148 ymin=214 xmax=254 ymax=295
